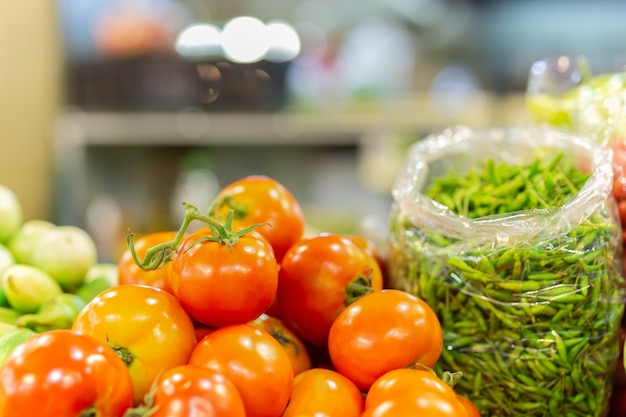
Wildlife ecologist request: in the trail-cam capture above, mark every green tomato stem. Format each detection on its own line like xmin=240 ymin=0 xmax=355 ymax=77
xmin=110 ymin=344 xmax=135 ymax=368
xmin=79 ymin=407 xmax=97 ymax=417
xmin=127 ymin=203 xmax=263 ymax=272
xmin=208 ymin=195 xmax=249 ymax=219
xmin=344 ymin=275 xmax=375 ymax=305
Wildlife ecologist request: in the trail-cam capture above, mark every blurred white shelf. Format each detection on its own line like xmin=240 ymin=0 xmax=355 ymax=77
xmin=50 ymin=92 xmax=530 ymax=245
xmin=53 ymin=93 xmax=529 ymax=147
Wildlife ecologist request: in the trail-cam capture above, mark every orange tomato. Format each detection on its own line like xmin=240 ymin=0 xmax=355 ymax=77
xmin=328 ymin=289 xmax=442 ymax=391
xmin=282 ymin=368 xmax=364 ymax=417
xmin=363 ymin=368 xmax=468 ymax=417
xmin=145 ymin=365 xmax=246 ymax=417
xmin=347 ymin=234 xmax=388 ymax=282
xmin=209 ymin=175 xmax=306 ymax=262
xmin=457 ymin=394 xmax=481 ymax=417
xmin=189 ymin=323 xmax=294 ymax=417
xmin=118 ymin=231 xmax=178 ymax=293
xmin=250 ymin=313 xmax=312 ymax=376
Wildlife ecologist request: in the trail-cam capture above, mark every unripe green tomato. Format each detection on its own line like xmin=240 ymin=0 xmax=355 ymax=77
xmin=7 ymin=220 xmax=55 ymax=265
xmin=0 ymin=245 xmax=14 ymax=276
xmin=0 ymin=246 xmax=15 ymax=308
xmin=0 ymin=264 xmax=63 ymax=313
xmin=84 ymin=262 xmax=118 ymax=287
xmin=0 ymin=185 xmax=22 ymax=244
xmin=31 ymin=225 xmax=98 ymax=291
xmin=0 ymin=329 xmax=37 ymax=365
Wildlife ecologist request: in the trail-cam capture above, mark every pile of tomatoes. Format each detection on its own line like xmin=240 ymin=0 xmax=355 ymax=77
xmin=0 ymin=175 xmax=480 ymax=417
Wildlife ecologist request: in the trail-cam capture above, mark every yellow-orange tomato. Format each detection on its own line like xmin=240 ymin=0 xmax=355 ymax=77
xmin=72 ymin=284 xmax=198 ymax=405
xmin=282 ymin=368 xmax=364 ymax=417
xmin=118 ymin=231 xmax=178 ymax=293
xmin=250 ymin=314 xmax=312 ymax=376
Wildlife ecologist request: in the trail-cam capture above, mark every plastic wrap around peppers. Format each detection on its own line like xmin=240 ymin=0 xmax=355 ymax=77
xmin=388 ymin=126 xmax=625 ymax=417
xmin=526 ymin=54 xmax=626 ymax=214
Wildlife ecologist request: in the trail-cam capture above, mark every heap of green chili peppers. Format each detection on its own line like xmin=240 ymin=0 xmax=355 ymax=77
xmin=389 ymin=153 xmax=625 ymax=417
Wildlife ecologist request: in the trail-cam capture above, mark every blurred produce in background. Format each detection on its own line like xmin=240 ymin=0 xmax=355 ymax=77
xmin=4 ymin=0 xmax=626 ymax=260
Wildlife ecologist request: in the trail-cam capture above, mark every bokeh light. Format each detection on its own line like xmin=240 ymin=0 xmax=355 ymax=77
xmin=221 ymin=16 xmax=270 ymax=64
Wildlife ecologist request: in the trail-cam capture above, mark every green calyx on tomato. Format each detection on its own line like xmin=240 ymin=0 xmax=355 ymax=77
xmin=209 ymin=195 xmax=248 ymax=220
xmin=345 ymin=275 xmax=376 ymax=305
xmin=267 ymin=327 xmax=301 ymax=355
xmin=109 ymin=343 xmax=135 ymax=367
xmin=127 ymin=203 xmax=261 ymax=271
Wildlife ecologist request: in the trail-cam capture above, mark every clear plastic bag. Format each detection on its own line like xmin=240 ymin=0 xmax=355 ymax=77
xmin=388 ymin=125 xmax=625 ymax=417
xmin=526 ymin=54 xmax=626 ymax=148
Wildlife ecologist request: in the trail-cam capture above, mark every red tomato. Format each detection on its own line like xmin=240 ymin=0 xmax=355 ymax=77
xmin=188 ymin=323 xmax=294 ymax=417
xmin=141 ymin=365 xmax=246 ymax=417
xmin=72 ymin=284 xmax=198 ymax=405
xmin=611 ymin=386 xmax=626 ymax=417
xmin=264 ymin=294 xmax=283 ymax=319
xmin=170 ymin=227 xmax=278 ymax=327
xmin=363 ymin=368 xmax=467 ymax=417
xmin=282 ymin=368 xmax=364 ymax=417
xmin=328 ymin=289 xmax=442 ymax=391
xmin=0 ymin=329 xmax=134 ymax=417
xmin=194 ymin=324 xmax=216 ymax=343
xmin=615 ymin=328 xmax=626 ymax=388
xmin=277 ymin=233 xmax=383 ymax=347
xmin=618 ymin=200 xmax=626 ymax=227
xmin=612 ymin=139 xmax=626 ymax=201
xmin=209 ymin=175 xmax=306 ymax=262
xmin=250 ymin=313 xmax=313 ymax=376
xmin=118 ymin=231 xmax=178 ymax=293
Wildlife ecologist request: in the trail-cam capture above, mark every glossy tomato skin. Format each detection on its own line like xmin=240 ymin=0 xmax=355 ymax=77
xmin=249 ymin=313 xmax=312 ymax=376
xmin=170 ymin=228 xmax=278 ymax=327
xmin=282 ymin=368 xmax=364 ymax=417
xmin=347 ymin=234 xmax=388 ymax=283
xmin=72 ymin=284 xmax=197 ymax=405
xmin=210 ymin=175 xmax=306 ymax=262
xmin=361 ymin=394 xmax=468 ymax=417
xmin=118 ymin=231 xmax=178 ymax=293
xmin=0 ymin=329 xmax=134 ymax=417
xmin=457 ymin=394 xmax=481 ymax=417
xmin=277 ymin=233 xmax=383 ymax=347
xmin=148 ymin=365 xmax=246 ymax=417
xmin=188 ymin=323 xmax=294 ymax=417
xmin=365 ymin=369 xmax=457 ymax=409
xmin=328 ymin=289 xmax=443 ymax=391
xmin=363 ymin=368 xmax=468 ymax=417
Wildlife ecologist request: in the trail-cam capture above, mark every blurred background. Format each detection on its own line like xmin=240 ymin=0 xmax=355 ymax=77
xmin=3 ymin=0 xmax=626 ymax=260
